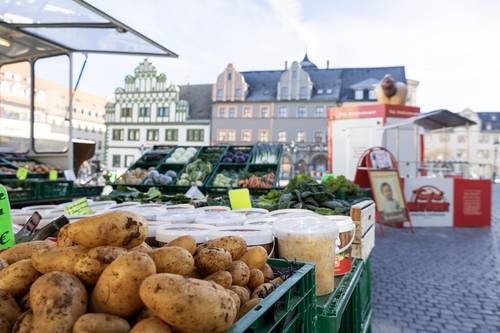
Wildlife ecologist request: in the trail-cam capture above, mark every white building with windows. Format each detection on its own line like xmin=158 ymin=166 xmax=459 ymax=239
xmin=105 ymin=59 xmax=211 ymax=170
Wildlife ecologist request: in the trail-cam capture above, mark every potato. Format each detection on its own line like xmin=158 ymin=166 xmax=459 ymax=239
xmin=236 ymin=298 xmax=262 ymax=320
xmin=0 ymin=259 xmax=40 ymax=297
xmin=230 ymin=285 xmax=250 ymax=305
xmin=148 ymin=246 xmax=194 ymax=275
xmin=261 ymin=263 xmax=274 ymax=280
xmin=56 ymin=211 xmax=147 ymax=249
xmin=204 ymin=271 xmax=232 ymax=289
xmin=130 ymin=317 xmax=173 ymax=333
xmin=74 ymin=246 xmax=127 ymax=284
xmin=240 ymin=246 xmax=267 ymax=270
xmin=30 ymin=272 xmax=87 ymax=333
xmin=204 ymin=236 xmax=247 ymax=260
xmin=73 ymin=313 xmax=130 ymax=333
xmin=129 ymin=242 xmax=153 ymax=253
xmin=12 ymin=310 xmax=32 ymax=333
xmin=140 ymin=273 xmax=237 ymax=333
xmin=226 ymin=289 xmax=241 ymax=311
xmin=32 ymin=245 xmax=87 ymax=274
xmin=248 ymin=269 xmax=265 ymax=290
xmin=228 ymin=261 xmax=250 ymax=286
xmin=166 ymin=235 xmax=196 ymax=255
xmin=91 ymin=251 xmax=156 ymax=318
xmin=0 ymin=317 xmax=10 ymax=333
xmin=0 ymin=241 xmax=53 ymax=264
xmin=251 ymin=283 xmax=275 ymax=299
xmin=0 ymin=290 xmax=21 ymax=322
xmin=195 ymin=247 xmax=232 ymax=276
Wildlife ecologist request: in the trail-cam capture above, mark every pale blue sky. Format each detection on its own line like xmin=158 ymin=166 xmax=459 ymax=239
xmin=72 ymin=0 xmax=500 ymax=112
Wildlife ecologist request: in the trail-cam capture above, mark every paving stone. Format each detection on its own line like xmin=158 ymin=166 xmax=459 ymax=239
xmin=371 ymin=185 xmax=500 ymax=333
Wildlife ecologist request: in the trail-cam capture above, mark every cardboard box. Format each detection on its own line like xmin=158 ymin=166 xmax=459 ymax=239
xmin=352 ymin=224 xmax=375 ymax=260
xmin=350 ymin=200 xmax=375 ymax=242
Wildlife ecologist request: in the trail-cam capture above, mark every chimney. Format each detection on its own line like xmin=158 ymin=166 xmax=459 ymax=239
xmin=284 ymin=61 xmax=288 ymax=70
xmin=326 ymin=60 xmax=330 ymax=69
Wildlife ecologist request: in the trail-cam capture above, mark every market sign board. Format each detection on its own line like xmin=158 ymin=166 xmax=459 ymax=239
xmin=404 ymin=178 xmax=453 ymax=227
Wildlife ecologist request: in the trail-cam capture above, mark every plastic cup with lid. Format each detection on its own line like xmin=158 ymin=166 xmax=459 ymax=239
xmin=233 ymin=208 xmax=269 ymax=217
xmin=155 ymin=223 xmax=216 ymax=245
xmin=195 ymin=211 xmax=246 ymax=227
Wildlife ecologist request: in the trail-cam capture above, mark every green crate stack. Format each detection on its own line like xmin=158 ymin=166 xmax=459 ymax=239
xmin=72 ymin=186 xmax=104 ymax=198
xmin=227 ymin=258 xmax=316 ymax=333
xmin=316 ymin=258 xmax=371 ymax=333
xmin=0 ymin=179 xmax=36 ymax=203
xmin=34 ymin=180 xmax=73 ymax=200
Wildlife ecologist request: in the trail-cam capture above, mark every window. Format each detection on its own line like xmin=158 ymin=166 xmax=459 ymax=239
xmin=165 ymin=129 xmax=178 ymax=141
xmin=157 ymin=106 xmax=169 ymax=117
xmin=479 ymin=134 xmax=489 ymax=143
xmin=278 ymin=131 xmax=287 ymax=142
xmin=227 ymin=72 xmax=232 ymax=80
xmin=297 ymin=130 xmax=305 ymax=143
xmin=112 ymin=129 xmax=124 ymax=141
xmin=456 ymin=150 xmax=466 ymax=159
xmin=258 ymin=129 xmax=269 ymax=142
xmin=187 ymin=129 xmax=204 ymax=142
xmin=299 ymin=86 xmax=307 ymax=99
xmin=139 ymin=107 xmax=150 ymax=117
xmin=314 ymin=131 xmax=324 ymax=143
xmin=486 ymin=123 xmax=492 ymax=131
xmin=243 ymin=107 xmax=252 ymax=118
xmin=146 ymin=129 xmax=159 ymax=141
xmin=228 ymin=107 xmax=236 ymax=118
xmin=297 ymin=107 xmax=306 ymax=118
xmin=326 ymin=88 xmax=333 ymax=94
xmin=280 ymin=87 xmax=288 ymax=97
xmin=278 ymin=107 xmax=288 ymax=118
xmin=315 ymin=106 xmax=325 ymax=118
xmin=128 ymin=129 xmax=140 ymax=141
xmin=261 ymin=107 xmax=270 ymax=118
xmin=219 ymin=107 xmax=226 ymax=118
xmin=241 ymin=129 xmax=252 ymax=142
xmin=217 ymin=130 xmax=228 ymax=142
xmin=355 ymin=90 xmax=364 ymax=100
xmin=227 ymin=129 xmax=236 ymax=142
xmin=124 ymin=155 xmax=135 ymax=167
xmin=457 ymin=135 xmax=466 ymax=143
xmin=121 ymin=107 xmax=132 ymax=117
xmin=235 ymin=88 xmax=241 ymax=98
xmin=292 ymin=70 xmax=297 ymax=79
xmin=216 ymin=89 xmax=223 ymax=99
xmin=317 ymin=89 xmax=324 ymax=94
xmin=368 ymin=90 xmax=376 ymax=100
xmin=98 ymin=141 xmax=102 ymax=150
xmin=478 ymin=149 xmax=490 ymax=159
xmin=112 ymin=155 xmax=121 ymax=167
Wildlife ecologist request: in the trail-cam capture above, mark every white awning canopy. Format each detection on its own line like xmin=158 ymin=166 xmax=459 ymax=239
xmin=384 ymin=109 xmax=476 ymax=131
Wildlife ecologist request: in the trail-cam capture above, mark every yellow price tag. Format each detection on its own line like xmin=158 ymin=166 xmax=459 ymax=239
xmin=49 ymin=170 xmax=58 ymax=181
xmin=228 ymin=189 xmax=252 ymax=209
xmin=16 ymin=167 xmax=28 ymax=180
xmin=64 ymin=198 xmax=93 ymax=217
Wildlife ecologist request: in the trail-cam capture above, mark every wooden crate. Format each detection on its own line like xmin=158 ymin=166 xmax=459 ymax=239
xmin=352 ymin=224 xmax=375 ymax=260
xmin=350 ymin=200 xmax=375 ymax=242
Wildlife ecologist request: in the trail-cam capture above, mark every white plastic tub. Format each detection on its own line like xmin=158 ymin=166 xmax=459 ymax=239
xmin=156 ymin=224 xmax=216 ymax=245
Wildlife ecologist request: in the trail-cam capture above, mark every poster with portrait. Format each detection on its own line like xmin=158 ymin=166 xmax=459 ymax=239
xmin=368 ymin=170 xmax=409 ymax=224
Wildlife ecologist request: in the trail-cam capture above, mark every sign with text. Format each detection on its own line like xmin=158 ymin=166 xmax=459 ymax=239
xmin=453 ymin=179 xmax=491 ymax=227
xmin=64 ymin=198 xmax=93 ymax=217
xmin=368 ymin=170 xmax=410 ymax=224
xmin=16 ymin=167 xmax=28 ymax=180
xmin=0 ymin=185 xmax=16 ymax=248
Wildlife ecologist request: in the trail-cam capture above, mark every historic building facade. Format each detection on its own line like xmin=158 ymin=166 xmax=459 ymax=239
xmin=211 ymin=54 xmax=418 ymax=178
xmin=425 ymin=109 xmax=500 ymax=179
xmin=105 ymin=59 xmax=211 ymax=170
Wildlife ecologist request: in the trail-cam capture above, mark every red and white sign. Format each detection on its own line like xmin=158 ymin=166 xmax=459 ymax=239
xmin=328 ymin=104 xmax=420 ymax=121
xmin=453 ymin=179 xmax=491 ymax=227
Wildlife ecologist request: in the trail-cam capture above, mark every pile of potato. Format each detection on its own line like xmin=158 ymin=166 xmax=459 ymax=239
xmin=0 ymin=210 xmax=282 ymax=333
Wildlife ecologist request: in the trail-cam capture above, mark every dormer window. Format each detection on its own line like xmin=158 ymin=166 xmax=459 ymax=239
xmin=368 ymin=89 xmax=376 ymax=100
xmin=235 ymin=88 xmax=241 ymax=98
xmin=280 ymin=86 xmax=288 ymax=97
xmin=227 ymin=72 xmax=232 ymax=80
xmin=216 ymin=89 xmax=223 ymax=99
xmin=299 ymin=86 xmax=307 ymax=99
xmin=318 ymin=89 xmax=324 ymax=94
xmin=326 ymin=88 xmax=332 ymax=94
xmin=355 ymin=89 xmax=364 ymax=100
xmin=492 ymin=115 xmax=497 ymax=121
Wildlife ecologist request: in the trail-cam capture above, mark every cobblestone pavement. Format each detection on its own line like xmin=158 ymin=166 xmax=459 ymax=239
xmin=371 ymin=185 xmax=500 ymax=333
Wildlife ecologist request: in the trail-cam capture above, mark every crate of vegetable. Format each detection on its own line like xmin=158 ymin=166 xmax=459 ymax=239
xmin=1 ymin=179 xmax=36 ymax=202
xmin=250 ymin=144 xmax=283 ymax=165
xmin=0 ymin=164 xmax=16 ymax=178
xmin=128 ymin=148 xmax=173 ymax=170
xmin=174 ymin=158 xmax=214 ymax=189
xmin=206 ymin=164 xmax=247 ymax=192
xmin=197 ymin=146 xmax=227 ymax=164
xmin=221 ymin=146 xmax=253 ymax=165
xmin=164 ymin=146 xmax=200 ymax=165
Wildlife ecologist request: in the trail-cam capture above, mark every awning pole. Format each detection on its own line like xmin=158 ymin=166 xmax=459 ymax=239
xmin=68 ymin=53 xmax=74 ymax=172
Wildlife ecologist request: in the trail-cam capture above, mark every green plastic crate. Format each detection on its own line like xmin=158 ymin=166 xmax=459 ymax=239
xmin=72 ymin=186 xmax=104 ymax=198
xmin=35 ymin=180 xmax=72 ymax=199
xmin=359 ymin=258 xmax=371 ymax=319
xmin=316 ymin=259 xmax=364 ymax=333
xmin=227 ymin=259 xmax=316 ymax=333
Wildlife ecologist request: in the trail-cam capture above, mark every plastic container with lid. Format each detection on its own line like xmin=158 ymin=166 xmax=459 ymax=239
xmin=207 ymin=225 xmax=275 ymax=256
xmin=156 ymin=224 xmax=216 ymax=245
xmin=244 ymin=216 xmax=276 ymax=229
xmin=268 ymin=209 xmax=318 ymax=218
xmin=195 ymin=211 xmax=246 ymax=227
xmin=156 ymin=208 xmax=200 ymax=224
xmin=131 ymin=204 xmax=167 ymax=221
xmin=21 ymin=205 xmax=58 ymax=212
xmin=144 ymin=220 xmax=171 ymax=246
xmin=107 ymin=202 xmax=141 ymax=211
xmin=233 ymin=208 xmax=269 ymax=217
xmin=196 ymin=206 xmax=231 ymax=213
xmin=325 ymin=215 xmax=356 ymax=276
xmin=273 ymin=215 xmax=338 ymax=296
xmin=88 ymin=200 xmax=117 ymax=211
xmin=166 ymin=204 xmax=195 ymax=210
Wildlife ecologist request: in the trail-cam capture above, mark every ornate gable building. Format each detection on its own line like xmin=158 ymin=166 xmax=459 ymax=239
xmin=105 ymin=59 xmax=211 ymax=170
xmin=211 ymin=54 xmax=418 ymax=178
